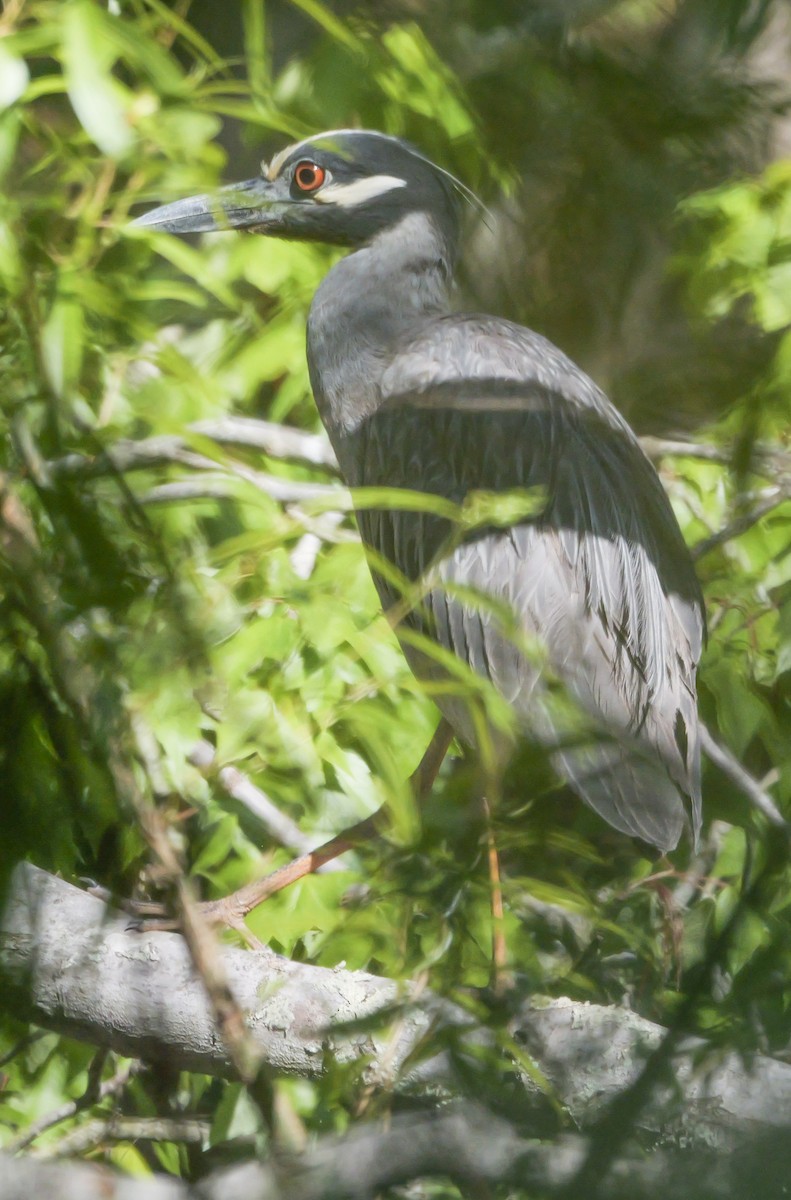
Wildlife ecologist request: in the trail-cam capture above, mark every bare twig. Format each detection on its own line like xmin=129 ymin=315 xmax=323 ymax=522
xmin=692 ymin=486 xmax=791 ymax=560
xmin=7 ymin=1061 xmax=142 ymax=1153
xmin=136 ymin=720 xmax=452 ymax=932
xmin=40 ymin=1116 xmax=212 ymax=1158
xmin=700 ymin=724 xmax=788 ymax=828
xmin=639 ymin=437 xmax=732 ymax=464
xmin=189 ymin=416 xmax=338 ymax=471
xmin=187 ymin=739 xmax=344 ymax=869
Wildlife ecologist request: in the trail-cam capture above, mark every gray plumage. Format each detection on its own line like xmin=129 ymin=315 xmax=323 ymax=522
xmin=135 ymin=129 xmax=704 ymax=851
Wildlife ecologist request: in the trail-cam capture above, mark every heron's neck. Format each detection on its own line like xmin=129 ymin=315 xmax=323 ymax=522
xmin=306 ymin=211 xmax=455 ymax=466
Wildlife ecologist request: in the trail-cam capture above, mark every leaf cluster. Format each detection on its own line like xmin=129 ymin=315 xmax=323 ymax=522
xmin=0 ymin=1 xmax=791 ymax=1196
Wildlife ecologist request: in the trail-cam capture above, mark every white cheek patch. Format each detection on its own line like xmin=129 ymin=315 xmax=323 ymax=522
xmin=315 ymin=175 xmax=407 ymax=206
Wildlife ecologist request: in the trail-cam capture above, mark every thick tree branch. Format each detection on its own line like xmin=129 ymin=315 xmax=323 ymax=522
xmin=1 ymin=1104 xmax=790 ymax=1200
xmin=3 ymin=864 xmax=791 ymax=1156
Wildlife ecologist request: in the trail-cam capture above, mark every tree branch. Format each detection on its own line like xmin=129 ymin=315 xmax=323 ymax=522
xmin=39 ymin=1116 xmax=212 ymax=1159
xmin=188 ymin=416 xmax=338 ymax=471
xmin=700 ymin=723 xmax=788 ymax=828
xmin=49 ymin=436 xmax=341 ymax=505
xmin=6 ymin=1060 xmax=142 ymax=1153
xmin=187 ymin=739 xmax=346 ymax=868
xmin=3 ymin=864 xmax=791 ymax=1155
xmin=1 ymin=1104 xmax=790 ymax=1200
xmin=692 ymin=485 xmax=791 ymax=560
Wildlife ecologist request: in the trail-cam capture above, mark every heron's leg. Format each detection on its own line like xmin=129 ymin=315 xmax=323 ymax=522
xmin=134 ymin=718 xmax=454 ymax=932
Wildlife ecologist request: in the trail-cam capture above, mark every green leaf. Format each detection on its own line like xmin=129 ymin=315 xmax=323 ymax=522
xmin=0 ymin=44 xmax=29 ymax=110
xmin=0 ymin=217 xmax=23 ymax=295
xmin=62 ymin=2 xmax=136 ymax=158
xmin=41 ymin=296 xmax=84 ymax=398
xmin=458 ymin=487 xmax=545 ymax=532
xmin=210 ymin=1082 xmax=265 ymax=1145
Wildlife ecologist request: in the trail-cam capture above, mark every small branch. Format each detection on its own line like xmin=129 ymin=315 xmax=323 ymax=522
xmin=46 ymin=424 xmax=791 ymax=561
xmin=639 ymin=437 xmax=732 ymax=464
xmin=639 ymin=435 xmax=791 ymax=478
xmin=691 ymin=486 xmax=790 ymax=559
xmin=187 ymin=740 xmax=345 ymax=869
xmin=640 ymin=436 xmax=791 ymax=562
xmin=138 ymin=479 xmax=350 ymax=514
xmin=139 ymin=479 xmax=245 ymax=504
xmin=49 ymin=424 xmax=789 ymax=485
xmin=49 ymin=437 xmax=342 ymax=505
xmin=39 ymin=1115 xmax=211 ymax=1158
xmin=7 ymin=1060 xmax=142 ymax=1153
xmin=49 ymin=420 xmax=337 ymax=479
xmin=51 ymin=435 xmax=219 ymax=478
xmin=700 ymin=724 xmax=788 ymax=829
xmin=189 ymin=416 xmax=338 ymax=471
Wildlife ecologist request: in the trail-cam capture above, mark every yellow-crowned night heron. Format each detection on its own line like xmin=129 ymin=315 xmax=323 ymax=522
xmin=135 ymin=130 xmax=704 ymax=852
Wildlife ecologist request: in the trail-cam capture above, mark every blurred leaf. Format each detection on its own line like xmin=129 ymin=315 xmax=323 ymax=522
xmin=0 ymin=44 xmax=29 ymax=110
xmin=41 ymin=294 xmax=84 ymax=398
xmin=210 ymin=1082 xmax=264 ymax=1146
xmin=62 ymin=2 xmax=136 ymax=158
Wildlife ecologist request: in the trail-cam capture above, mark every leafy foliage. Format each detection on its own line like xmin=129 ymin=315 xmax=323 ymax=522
xmin=1 ymin=0 xmax=791 ymax=1194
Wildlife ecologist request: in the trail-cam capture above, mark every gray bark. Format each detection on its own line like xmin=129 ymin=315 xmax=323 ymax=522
xmin=3 ymin=863 xmax=791 ymax=1153
xmin=1 ymin=1106 xmax=790 ymax=1200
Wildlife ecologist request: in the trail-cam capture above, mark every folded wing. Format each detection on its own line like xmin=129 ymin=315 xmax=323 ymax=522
xmin=340 ymin=316 xmax=704 ymax=851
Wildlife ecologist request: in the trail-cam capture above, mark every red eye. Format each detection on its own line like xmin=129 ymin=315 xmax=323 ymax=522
xmin=293 ymin=161 xmax=326 ymax=193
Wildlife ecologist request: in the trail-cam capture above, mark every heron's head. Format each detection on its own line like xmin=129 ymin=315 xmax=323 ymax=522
xmin=132 ymin=129 xmax=466 ymax=248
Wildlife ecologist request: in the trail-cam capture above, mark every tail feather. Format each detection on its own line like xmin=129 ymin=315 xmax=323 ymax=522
xmin=554 ymin=739 xmax=699 ymax=852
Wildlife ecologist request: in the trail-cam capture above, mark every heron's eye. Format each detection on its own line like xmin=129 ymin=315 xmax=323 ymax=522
xmin=293 ymin=161 xmax=326 ymax=193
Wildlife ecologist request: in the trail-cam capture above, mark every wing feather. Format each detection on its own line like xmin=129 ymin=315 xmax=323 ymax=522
xmin=346 ymin=315 xmax=703 ymax=850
